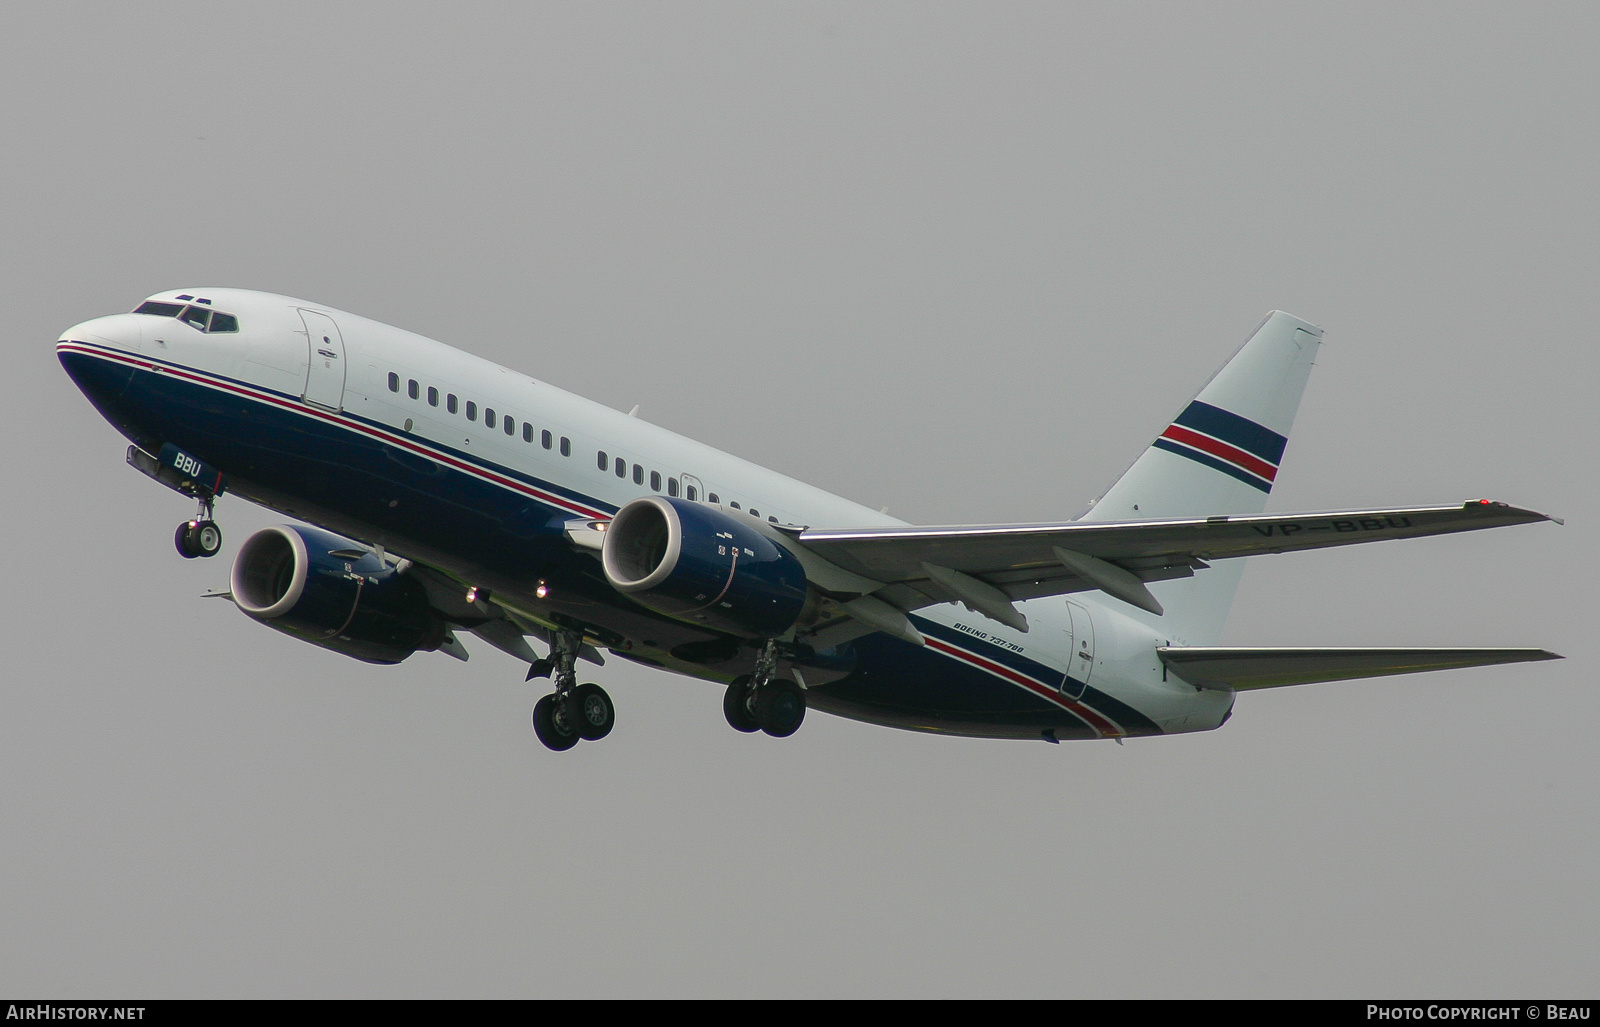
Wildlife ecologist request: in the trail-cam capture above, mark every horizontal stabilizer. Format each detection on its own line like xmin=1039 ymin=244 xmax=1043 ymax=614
xmin=1157 ymin=647 xmax=1562 ymax=691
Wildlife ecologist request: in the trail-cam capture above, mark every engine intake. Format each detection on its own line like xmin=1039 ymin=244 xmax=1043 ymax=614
xmin=231 ymin=525 xmax=444 ymax=664
xmin=602 ymin=496 xmax=809 ymax=638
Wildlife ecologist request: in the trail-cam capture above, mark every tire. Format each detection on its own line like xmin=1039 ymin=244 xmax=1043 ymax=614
xmin=570 ymin=683 xmax=615 ymax=741
xmin=532 ymin=693 xmax=580 ymax=751
xmin=174 ymin=521 xmax=201 ymax=559
xmin=754 ymin=678 xmax=806 ymax=738
xmin=723 ymin=678 xmax=760 ymax=733
xmin=194 ymin=520 xmax=223 ymax=557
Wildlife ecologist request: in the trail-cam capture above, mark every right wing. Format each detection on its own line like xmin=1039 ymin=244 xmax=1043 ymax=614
xmin=792 ymin=501 xmax=1556 ymax=632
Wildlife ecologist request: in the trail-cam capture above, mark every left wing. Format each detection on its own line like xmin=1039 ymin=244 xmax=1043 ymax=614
xmin=792 ymin=500 xmax=1556 ymax=632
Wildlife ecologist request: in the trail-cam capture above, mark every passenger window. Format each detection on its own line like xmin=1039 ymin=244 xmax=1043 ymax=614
xmin=708 ymin=493 xmax=718 ymax=504
xmin=729 ymin=501 xmax=740 ymax=510
xmin=615 ymin=457 xmax=625 ymax=478
xmin=650 ymin=471 xmax=661 ymax=492
xmin=504 ymin=416 xmax=515 ymax=436
xmin=633 ymin=464 xmax=643 ymax=485
xmin=749 ymin=509 xmax=759 ymax=518
xmin=208 ymin=313 xmax=239 ymax=332
xmin=542 ymin=430 xmax=552 ymax=450
xmin=408 ymin=379 xmax=419 ymax=400
xmin=485 ymin=408 xmax=495 ymax=429
xmin=466 ymin=401 xmax=477 ymax=421
xmin=769 ymin=515 xmax=778 ymax=522
xmin=560 ymin=437 xmax=570 ymax=456
xmin=388 ymin=373 xmax=399 ymax=393
xmin=598 ymin=451 xmax=608 ymax=471
xmin=180 ymin=306 xmax=210 ymax=330
xmin=686 ymin=485 xmax=697 ymax=501
xmin=668 ymin=477 xmax=679 ymax=497
xmin=524 ymin=423 xmax=533 ymax=443
xmin=428 ymin=387 xmax=439 ymax=407
xmin=447 ymin=394 xmax=459 ymax=414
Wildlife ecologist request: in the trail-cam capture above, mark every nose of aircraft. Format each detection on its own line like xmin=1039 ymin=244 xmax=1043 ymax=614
xmin=58 ymin=312 xmax=145 ymax=354
xmin=57 ymin=312 xmax=153 ymax=428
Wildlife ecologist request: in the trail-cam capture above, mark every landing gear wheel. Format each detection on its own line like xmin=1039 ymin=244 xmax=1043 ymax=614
xmin=570 ymin=683 xmax=615 ymax=741
xmin=532 ymin=693 xmax=580 ymax=751
xmin=174 ymin=519 xmax=222 ymax=559
xmin=754 ymin=678 xmax=806 ymax=737
xmin=194 ymin=520 xmax=222 ymax=557
xmin=723 ymin=677 xmax=760 ymax=733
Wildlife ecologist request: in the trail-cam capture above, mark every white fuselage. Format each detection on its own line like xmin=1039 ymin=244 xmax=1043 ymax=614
xmin=59 ymin=288 xmax=1234 ymax=741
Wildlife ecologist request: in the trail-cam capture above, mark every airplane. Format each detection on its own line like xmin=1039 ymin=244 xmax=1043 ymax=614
xmin=56 ymin=291 xmax=1561 ymax=750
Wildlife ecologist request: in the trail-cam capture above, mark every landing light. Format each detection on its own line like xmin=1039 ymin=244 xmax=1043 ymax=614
xmin=536 ymin=581 xmax=550 ymax=599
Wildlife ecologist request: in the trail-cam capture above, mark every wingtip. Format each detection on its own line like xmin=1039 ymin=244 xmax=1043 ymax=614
xmin=1463 ymin=499 xmax=1562 ymax=525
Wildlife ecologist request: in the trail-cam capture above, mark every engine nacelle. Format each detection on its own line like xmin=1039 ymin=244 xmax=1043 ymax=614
xmin=602 ymin=496 xmax=810 ymax=638
xmin=230 ymin=525 xmax=444 ymax=664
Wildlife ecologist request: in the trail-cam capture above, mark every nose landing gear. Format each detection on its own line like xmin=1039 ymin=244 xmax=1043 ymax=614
xmin=530 ymin=629 xmax=616 ymax=751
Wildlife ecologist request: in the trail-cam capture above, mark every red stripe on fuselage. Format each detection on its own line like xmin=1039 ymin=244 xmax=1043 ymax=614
xmin=1159 ymin=424 xmax=1277 ymax=482
xmin=922 ymin=635 xmax=1122 ymax=736
xmin=57 ymin=343 xmax=611 ymax=520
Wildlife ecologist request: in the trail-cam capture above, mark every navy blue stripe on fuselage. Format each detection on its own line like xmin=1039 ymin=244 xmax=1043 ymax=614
xmin=1172 ymin=401 xmax=1287 ymax=465
xmin=57 ymin=342 xmax=613 ymax=521
xmin=912 ymin=618 xmax=1161 ymax=735
xmin=59 ymin=342 xmax=1167 ymax=736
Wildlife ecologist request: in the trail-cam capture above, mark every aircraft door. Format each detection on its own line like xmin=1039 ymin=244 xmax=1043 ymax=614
xmin=299 ymin=309 xmax=347 ymax=411
xmin=1061 ymin=599 xmax=1095 ymax=700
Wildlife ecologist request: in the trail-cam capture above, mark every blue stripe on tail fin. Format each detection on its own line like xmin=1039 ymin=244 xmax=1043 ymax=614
xmin=1079 ymin=312 xmax=1323 ymax=643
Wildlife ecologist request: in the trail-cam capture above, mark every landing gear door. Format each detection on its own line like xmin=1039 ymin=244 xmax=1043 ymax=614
xmin=1061 ymin=599 xmax=1095 ymax=700
xmin=299 ymin=309 xmax=347 ymax=411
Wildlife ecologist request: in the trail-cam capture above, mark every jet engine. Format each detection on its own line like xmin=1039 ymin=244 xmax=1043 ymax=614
xmin=601 ymin=496 xmax=810 ymax=638
xmin=230 ymin=525 xmax=445 ymax=664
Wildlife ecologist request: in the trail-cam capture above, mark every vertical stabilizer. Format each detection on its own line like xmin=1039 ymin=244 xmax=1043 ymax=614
xmin=1080 ymin=311 xmax=1323 ymax=642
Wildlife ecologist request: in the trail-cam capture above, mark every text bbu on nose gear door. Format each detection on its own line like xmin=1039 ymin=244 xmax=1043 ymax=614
xmin=300 ymin=309 xmax=347 ymax=411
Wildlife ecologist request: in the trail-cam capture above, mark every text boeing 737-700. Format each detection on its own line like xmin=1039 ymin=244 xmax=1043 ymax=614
xmin=57 ymin=291 xmax=1560 ymax=749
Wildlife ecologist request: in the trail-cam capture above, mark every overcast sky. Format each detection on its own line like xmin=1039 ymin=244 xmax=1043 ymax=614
xmin=2 ymin=2 xmax=1594 ymax=998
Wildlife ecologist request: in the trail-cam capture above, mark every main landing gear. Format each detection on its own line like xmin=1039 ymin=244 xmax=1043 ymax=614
xmin=529 ymin=629 xmax=616 ymax=752
xmin=174 ymin=496 xmax=222 ymax=559
xmin=723 ymin=640 xmax=806 ymax=738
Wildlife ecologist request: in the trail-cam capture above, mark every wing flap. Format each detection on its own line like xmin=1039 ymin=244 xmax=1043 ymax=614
xmin=1156 ymin=646 xmax=1562 ymax=691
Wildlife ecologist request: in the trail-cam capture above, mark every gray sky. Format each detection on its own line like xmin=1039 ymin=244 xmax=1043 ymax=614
xmin=2 ymin=2 xmax=1594 ymax=998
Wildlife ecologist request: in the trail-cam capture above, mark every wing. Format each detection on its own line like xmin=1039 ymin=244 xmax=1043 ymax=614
xmin=792 ymin=501 xmax=1556 ymax=633
xmin=1155 ymin=647 xmax=1562 ymax=690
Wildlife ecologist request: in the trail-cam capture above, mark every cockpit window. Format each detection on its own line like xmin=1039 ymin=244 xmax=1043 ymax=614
xmin=132 ymin=301 xmax=241 ymax=332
